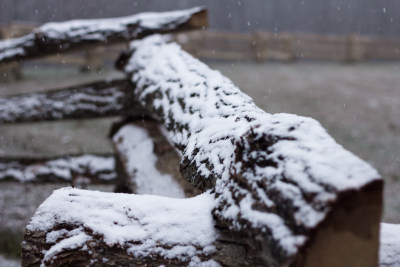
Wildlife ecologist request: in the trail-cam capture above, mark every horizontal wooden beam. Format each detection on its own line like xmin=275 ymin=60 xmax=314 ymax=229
xmin=0 ymin=7 xmax=208 ymax=64
xmin=0 ymin=79 xmax=149 ymax=124
xmin=117 ymin=35 xmax=383 ymax=266
xmin=0 ymin=154 xmax=116 ymax=184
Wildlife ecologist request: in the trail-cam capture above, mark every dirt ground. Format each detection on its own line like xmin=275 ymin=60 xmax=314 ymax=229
xmin=0 ymin=62 xmax=399 ymax=261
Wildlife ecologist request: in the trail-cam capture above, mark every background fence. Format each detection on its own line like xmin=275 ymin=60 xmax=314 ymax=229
xmin=1 ymin=22 xmax=400 ymax=77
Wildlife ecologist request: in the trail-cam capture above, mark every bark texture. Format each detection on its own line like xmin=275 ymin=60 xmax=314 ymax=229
xmin=0 ymin=154 xmax=116 ymax=184
xmin=0 ymin=7 xmax=207 ymax=64
xmin=0 ymin=79 xmax=149 ymax=123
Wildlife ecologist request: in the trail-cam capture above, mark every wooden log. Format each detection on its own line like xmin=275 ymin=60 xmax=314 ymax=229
xmin=0 ymin=7 xmax=208 ymax=64
xmin=0 ymin=154 xmax=116 ymax=185
xmin=117 ymin=35 xmax=383 ymax=266
xmin=22 ymin=187 xmax=265 ymax=266
xmin=110 ymin=118 xmax=201 ymax=196
xmin=0 ymin=79 xmax=150 ymax=124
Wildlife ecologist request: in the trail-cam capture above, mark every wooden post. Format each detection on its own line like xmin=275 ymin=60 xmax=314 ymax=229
xmin=252 ymin=31 xmax=268 ymax=62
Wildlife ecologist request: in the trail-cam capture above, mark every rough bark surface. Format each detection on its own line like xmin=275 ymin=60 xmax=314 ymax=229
xmin=0 ymin=154 xmax=116 ymax=184
xmin=0 ymin=79 xmax=149 ymax=123
xmin=118 ymin=35 xmax=383 ymax=266
xmin=0 ymin=7 xmax=207 ymax=64
xmin=111 ymin=118 xmax=201 ymax=197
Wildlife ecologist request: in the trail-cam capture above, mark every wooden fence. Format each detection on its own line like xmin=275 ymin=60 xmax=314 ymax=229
xmin=175 ymin=30 xmax=400 ymax=62
xmin=0 ymin=8 xmax=399 ymax=266
xmin=1 ymin=22 xmax=400 ymax=71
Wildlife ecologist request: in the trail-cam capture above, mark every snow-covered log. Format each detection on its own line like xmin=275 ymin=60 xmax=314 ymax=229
xmin=0 ymin=7 xmax=207 ymax=64
xmin=0 ymin=79 xmax=149 ymax=123
xmin=116 ymin=35 xmax=383 ymax=266
xmin=0 ymin=154 xmax=116 ymax=184
xmin=22 ymin=187 xmax=265 ymax=267
xmin=111 ymin=118 xmax=201 ymax=197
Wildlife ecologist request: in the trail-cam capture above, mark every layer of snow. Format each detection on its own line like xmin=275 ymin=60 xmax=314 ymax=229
xmin=124 ymin=35 xmax=381 ymax=258
xmin=113 ymin=124 xmax=185 ymax=198
xmin=380 ymin=223 xmax=400 ymax=267
xmin=0 ymin=155 xmax=116 ymax=182
xmin=27 ymin=187 xmax=217 ymax=265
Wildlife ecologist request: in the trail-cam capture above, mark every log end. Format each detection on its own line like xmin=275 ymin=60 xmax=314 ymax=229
xmin=186 ymin=8 xmax=209 ymax=29
xmin=296 ymin=180 xmax=383 ymax=267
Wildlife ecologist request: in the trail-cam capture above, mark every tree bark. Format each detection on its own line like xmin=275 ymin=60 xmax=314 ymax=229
xmin=0 ymin=7 xmax=207 ymax=64
xmin=117 ymin=35 xmax=383 ymax=266
xmin=0 ymin=154 xmax=116 ymax=185
xmin=0 ymin=79 xmax=149 ymax=124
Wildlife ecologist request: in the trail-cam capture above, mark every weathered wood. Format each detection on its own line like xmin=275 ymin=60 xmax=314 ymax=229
xmin=22 ymin=187 xmax=265 ymax=267
xmin=0 ymin=154 xmax=116 ymax=184
xmin=117 ymin=35 xmax=383 ymax=266
xmin=0 ymin=7 xmax=208 ymax=64
xmin=110 ymin=118 xmax=201 ymax=197
xmin=0 ymin=79 xmax=149 ymax=124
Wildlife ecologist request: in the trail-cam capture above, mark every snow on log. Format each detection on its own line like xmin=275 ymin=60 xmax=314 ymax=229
xmin=0 ymin=79 xmax=149 ymax=124
xmin=380 ymin=223 xmax=400 ymax=267
xmin=0 ymin=7 xmax=207 ymax=64
xmin=0 ymin=154 xmax=116 ymax=184
xmin=111 ymin=118 xmax=201 ymax=197
xmin=117 ymin=35 xmax=383 ymax=266
xmin=22 ymin=187 xmax=264 ymax=266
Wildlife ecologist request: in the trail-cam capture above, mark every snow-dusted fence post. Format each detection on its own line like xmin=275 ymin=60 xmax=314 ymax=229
xmin=0 ymin=7 xmax=208 ymax=64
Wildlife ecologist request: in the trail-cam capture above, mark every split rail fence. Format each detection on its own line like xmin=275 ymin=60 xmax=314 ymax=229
xmin=0 ymin=6 xmax=399 ymax=267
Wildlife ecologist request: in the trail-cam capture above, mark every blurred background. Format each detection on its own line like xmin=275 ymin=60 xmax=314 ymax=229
xmin=0 ymin=1 xmax=399 ymax=265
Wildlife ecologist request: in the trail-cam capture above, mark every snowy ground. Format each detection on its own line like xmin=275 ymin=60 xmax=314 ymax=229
xmin=0 ymin=62 xmax=399 ymax=260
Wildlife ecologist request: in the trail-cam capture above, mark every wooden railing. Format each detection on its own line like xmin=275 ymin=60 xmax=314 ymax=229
xmin=0 ymin=8 xmax=399 ymax=267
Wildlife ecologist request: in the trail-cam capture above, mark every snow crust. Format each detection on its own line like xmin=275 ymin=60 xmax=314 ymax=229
xmin=113 ymin=124 xmax=185 ymax=198
xmin=0 ymin=155 xmax=115 ymax=182
xmin=124 ymin=35 xmax=381 ymax=258
xmin=380 ymin=223 xmax=400 ymax=267
xmin=27 ymin=187 xmax=217 ymax=265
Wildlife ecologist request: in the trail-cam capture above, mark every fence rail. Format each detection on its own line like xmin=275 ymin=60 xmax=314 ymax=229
xmin=0 ymin=10 xmax=399 ymax=266
xmin=1 ymin=22 xmax=400 ymax=73
xmin=175 ymin=30 xmax=400 ymax=62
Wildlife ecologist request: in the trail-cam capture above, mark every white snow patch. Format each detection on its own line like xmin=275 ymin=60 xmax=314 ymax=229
xmin=113 ymin=124 xmax=185 ymax=198
xmin=28 ymin=187 xmax=217 ymax=263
